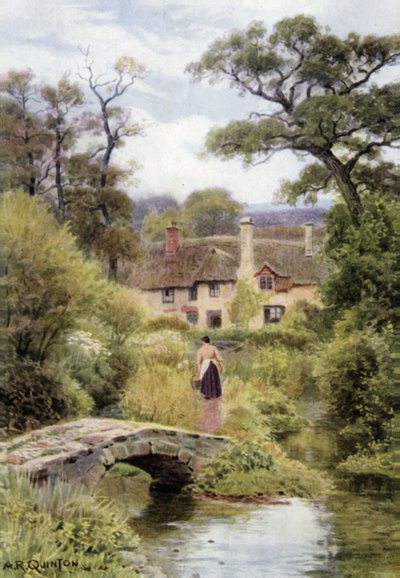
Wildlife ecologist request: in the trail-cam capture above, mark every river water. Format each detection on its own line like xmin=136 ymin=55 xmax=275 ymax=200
xmin=98 ymin=397 xmax=397 ymax=578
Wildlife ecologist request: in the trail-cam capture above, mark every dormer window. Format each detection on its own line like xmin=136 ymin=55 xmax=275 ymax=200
xmin=209 ymin=281 xmax=220 ymax=297
xmin=162 ymin=288 xmax=174 ymax=303
xmin=260 ymin=275 xmax=273 ymax=291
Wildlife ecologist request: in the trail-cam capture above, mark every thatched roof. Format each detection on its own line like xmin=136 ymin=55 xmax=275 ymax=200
xmin=129 ymin=235 xmax=323 ymax=290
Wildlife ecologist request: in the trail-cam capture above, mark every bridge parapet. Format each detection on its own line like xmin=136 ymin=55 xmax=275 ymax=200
xmin=0 ymin=418 xmax=230 ymax=491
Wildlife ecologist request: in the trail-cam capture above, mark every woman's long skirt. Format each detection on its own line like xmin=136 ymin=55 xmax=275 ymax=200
xmin=200 ymin=360 xmax=222 ymax=399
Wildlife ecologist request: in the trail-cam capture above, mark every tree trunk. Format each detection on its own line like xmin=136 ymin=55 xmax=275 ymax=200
xmin=317 ymin=150 xmax=363 ymax=225
xmin=108 ymin=256 xmax=118 ymax=282
xmin=55 ymin=132 xmax=65 ymax=218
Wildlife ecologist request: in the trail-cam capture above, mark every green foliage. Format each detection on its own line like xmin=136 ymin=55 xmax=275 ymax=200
xmin=59 ymin=329 xmax=138 ymax=410
xmin=187 ymin=15 xmax=400 ymax=223
xmin=228 ymin=279 xmax=263 ymax=328
xmin=122 ymin=362 xmax=203 ymax=429
xmin=315 ymin=322 xmax=394 ymax=453
xmin=2 ymin=357 xmax=69 ymax=432
xmin=322 ymin=201 xmax=398 ymax=326
xmin=206 ymin=441 xmax=275 ymax=478
xmin=142 ymin=209 xmax=188 ymax=242
xmin=336 ymin=447 xmax=394 ymax=479
xmin=0 ymin=192 xmax=106 ymax=364
xmin=100 ymin=287 xmax=145 ymax=346
xmin=221 ymin=376 xmax=272 ymax=440
xmin=182 ymin=188 xmax=243 ymax=237
xmin=197 ymin=443 xmax=329 ymax=498
xmin=145 ymin=315 xmax=191 ymax=332
xmin=0 ymin=468 xmax=139 ymax=577
xmin=133 ymin=194 xmax=179 ymax=231
xmin=123 ymin=330 xmax=201 ymax=428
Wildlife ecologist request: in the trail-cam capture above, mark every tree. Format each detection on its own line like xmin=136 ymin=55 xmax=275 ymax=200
xmin=229 ymin=279 xmax=262 ymax=328
xmin=0 ymin=192 xmax=106 ymax=365
xmin=0 ymin=70 xmax=52 ymax=196
xmin=134 ymin=194 xmax=179 ymax=230
xmin=183 ymin=188 xmax=243 ymax=237
xmin=187 ymin=16 xmax=400 ymax=224
xmin=73 ymin=51 xmax=146 ymax=279
xmin=142 ymin=209 xmax=187 ymax=241
xmin=40 ymin=75 xmax=85 ymax=217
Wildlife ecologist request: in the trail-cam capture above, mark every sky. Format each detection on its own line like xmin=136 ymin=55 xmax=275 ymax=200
xmin=1 ymin=0 xmax=399 ymax=206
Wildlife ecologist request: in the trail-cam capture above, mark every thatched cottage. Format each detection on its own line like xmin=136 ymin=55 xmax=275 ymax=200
xmin=129 ymin=218 xmax=322 ymax=329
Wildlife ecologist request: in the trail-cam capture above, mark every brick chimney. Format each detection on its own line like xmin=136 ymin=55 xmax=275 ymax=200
xmin=304 ymin=223 xmax=313 ymax=257
xmin=237 ymin=217 xmax=255 ymax=278
xmin=165 ymin=226 xmax=181 ymax=255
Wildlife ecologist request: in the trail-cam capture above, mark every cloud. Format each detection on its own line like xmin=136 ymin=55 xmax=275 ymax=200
xmin=116 ymin=111 xmax=304 ymax=205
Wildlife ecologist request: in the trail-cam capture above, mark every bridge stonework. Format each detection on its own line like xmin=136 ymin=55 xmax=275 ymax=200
xmin=0 ymin=419 xmax=230 ymax=491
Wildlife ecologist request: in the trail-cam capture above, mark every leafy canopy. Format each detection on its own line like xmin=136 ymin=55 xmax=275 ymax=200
xmin=183 ymin=187 xmax=243 ymax=237
xmin=187 ymin=16 xmax=400 ymax=224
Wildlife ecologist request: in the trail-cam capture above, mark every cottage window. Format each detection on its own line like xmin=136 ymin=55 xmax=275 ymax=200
xmin=186 ymin=311 xmax=198 ymax=325
xmin=264 ymin=305 xmax=285 ymax=324
xmin=260 ymin=275 xmax=273 ymax=291
xmin=209 ymin=281 xmax=220 ymax=297
xmin=188 ymin=286 xmax=198 ymax=301
xmin=161 ymin=288 xmax=174 ymax=303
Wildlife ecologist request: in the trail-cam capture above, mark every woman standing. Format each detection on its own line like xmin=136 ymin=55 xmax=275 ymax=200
xmin=196 ymin=336 xmax=224 ymax=399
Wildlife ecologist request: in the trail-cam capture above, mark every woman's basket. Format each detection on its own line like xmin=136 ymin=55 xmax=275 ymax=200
xmin=191 ymin=375 xmax=201 ymax=390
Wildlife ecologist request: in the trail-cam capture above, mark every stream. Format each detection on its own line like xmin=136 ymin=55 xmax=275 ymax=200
xmin=98 ymin=395 xmax=397 ymax=578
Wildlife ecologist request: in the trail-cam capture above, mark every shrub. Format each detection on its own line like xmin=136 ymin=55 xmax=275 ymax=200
xmin=57 ymin=329 xmax=139 ymax=410
xmin=2 ymin=357 xmax=69 ymax=432
xmin=315 ymin=324 xmax=394 ymax=454
xmin=336 ymin=449 xmax=394 ymax=479
xmin=100 ymin=287 xmax=146 ymax=346
xmin=129 ymin=330 xmax=190 ymax=367
xmin=0 ymin=468 xmax=140 ymax=577
xmin=145 ymin=315 xmax=191 ymax=332
xmin=196 ymin=444 xmax=330 ymax=498
xmin=221 ymin=377 xmax=272 ymax=440
xmin=0 ymin=192 xmax=106 ymax=365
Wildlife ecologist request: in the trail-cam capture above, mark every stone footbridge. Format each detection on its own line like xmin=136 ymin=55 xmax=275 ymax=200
xmin=0 ymin=419 xmax=230 ymax=491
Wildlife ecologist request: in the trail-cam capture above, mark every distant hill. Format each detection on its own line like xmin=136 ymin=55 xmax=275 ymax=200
xmin=242 ymin=206 xmax=328 ymax=227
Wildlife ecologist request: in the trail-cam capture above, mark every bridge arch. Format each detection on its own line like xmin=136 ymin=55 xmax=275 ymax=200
xmin=1 ymin=419 xmax=229 ymax=493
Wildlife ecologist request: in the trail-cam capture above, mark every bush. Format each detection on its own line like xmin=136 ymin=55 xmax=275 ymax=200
xmin=1 ymin=357 xmax=69 ymax=432
xmin=196 ymin=444 xmax=330 ymax=498
xmin=57 ymin=329 xmax=139 ymax=410
xmin=145 ymin=315 xmax=191 ymax=332
xmin=254 ymin=345 xmax=315 ymax=397
xmin=336 ymin=449 xmax=394 ymax=479
xmin=315 ymin=323 xmax=394 ymax=454
xmin=221 ymin=377 xmax=272 ymax=440
xmin=129 ymin=330 xmax=190 ymax=367
xmin=0 ymin=468 xmax=140 ymax=577
xmin=100 ymin=287 xmax=146 ymax=346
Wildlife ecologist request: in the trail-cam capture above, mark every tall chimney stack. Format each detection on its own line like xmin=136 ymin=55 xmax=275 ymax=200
xmin=165 ymin=226 xmax=181 ymax=255
xmin=304 ymin=223 xmax=313 ymax=257
xmin=237 ymin=217 xmax=254 ymax=278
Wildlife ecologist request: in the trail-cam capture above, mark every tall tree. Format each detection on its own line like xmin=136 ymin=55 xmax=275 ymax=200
xmin=78 ymin=51 xmax=146 ymax=279
xmin=0 ymin=70 xmax=51 ymax=196
xmin=40 ymin=76 xmax=84 ymax=217
xmin=183 ymin=188 xmax=243 ymax=236
xmin=187 ymin=16 xmax=400 ymax=224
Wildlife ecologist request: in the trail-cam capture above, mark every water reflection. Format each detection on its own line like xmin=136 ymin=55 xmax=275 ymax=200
xmin=100 ymin=476 xmax=339 ymax=577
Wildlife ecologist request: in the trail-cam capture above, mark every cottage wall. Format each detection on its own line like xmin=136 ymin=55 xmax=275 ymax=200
xmin=250 ymin=284 xmax=321 ymax=329
xmin=138 ymin=281 xmax=235 ymax=328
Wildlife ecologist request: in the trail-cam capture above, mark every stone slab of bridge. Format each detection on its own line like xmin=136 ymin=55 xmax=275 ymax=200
xmin=0 ymin=418 xmax=230 ymax=491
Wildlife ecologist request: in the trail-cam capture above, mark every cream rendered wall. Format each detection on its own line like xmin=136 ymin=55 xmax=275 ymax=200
xmin=249 ymin=284 xmax=321 ymax=329
xmin=137 ymin=282 xmax=235 ymax=328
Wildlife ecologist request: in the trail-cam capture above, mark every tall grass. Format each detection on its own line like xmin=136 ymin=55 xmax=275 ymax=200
xmin=0 ymin=468 xmax=139 ymax=577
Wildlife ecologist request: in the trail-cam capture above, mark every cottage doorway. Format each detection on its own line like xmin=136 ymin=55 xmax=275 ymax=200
xmin=207 ymin=310 xmax=222 ymax=329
